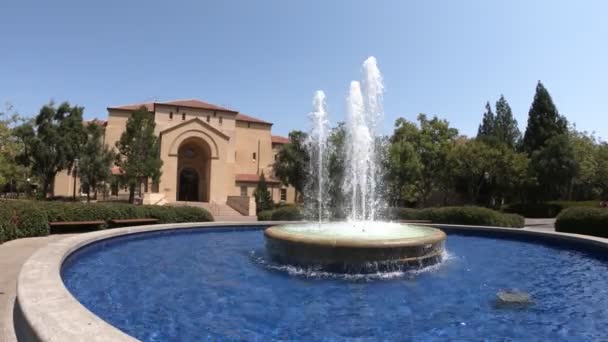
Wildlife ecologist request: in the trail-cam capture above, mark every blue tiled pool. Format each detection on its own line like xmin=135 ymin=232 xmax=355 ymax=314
xmin=62 ymin=227 xmax=608 ymax=341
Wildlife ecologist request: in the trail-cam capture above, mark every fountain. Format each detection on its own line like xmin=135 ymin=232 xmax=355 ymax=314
xmin=265 ymin=56 xmax=446 ymax=273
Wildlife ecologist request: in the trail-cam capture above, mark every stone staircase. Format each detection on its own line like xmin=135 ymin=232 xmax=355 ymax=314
xmin=169 ymin=201 xmax=258 ymax=222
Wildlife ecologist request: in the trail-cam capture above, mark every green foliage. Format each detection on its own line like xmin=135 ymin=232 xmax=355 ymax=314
xmin=522 ymin=81 xmax=568 ymax=154
xmin=555 ymin=207 xmax=608 ymax=237
xmin=0 ymin=201 xmax=49 ymax=243
xmin=0 ymin=104 xmax=30 ymax=189
xmin=327 ymin=123 xmax=347 ymax=218
xmin=273 ymin=131 xmax=309 ymax=202
xmin=386 ymin=114 xmax=458 ymax=206
xmin=257 ymin=209 xmax=275 ymax=221
xmin=270 ymin=205 xmax=303 ymax=221
xmin=449 ymin=139 xmax=529 ymax=206
xmin=504 ymin=200 xmax=600 ymax=218
xmin=15 ymin=101 xmax=86 ymax=196
xmin=115 ymin=106 xmax=163 ymax=203
xmin=253 ymin=172 xmax=274 ymax=212
xmin=79 ymin=122 xmax=115 ymax=201
xmin=392 ymin=206 xmax=525 ymax=228
xmin=477 ymin=102 xmax=495 ymax=139
xmin=530 ymin=134 xmax=578 ymax=200
xmin=0 ymin=201 xmax=213 ymax=243
xmin=477 ymin=96 xmax=521 ymax=149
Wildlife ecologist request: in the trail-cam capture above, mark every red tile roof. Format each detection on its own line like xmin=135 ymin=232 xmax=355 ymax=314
xmin=271 ymin=135 xmax=290 ymax=144
xmin=107 ymin=99 xmax=237 ymax=113
xmin=107 ymin=99 xmax=273 ymax=125
xmin=235 ymin=173 xmax=281 ymax=184
xmin=235 ymin=113 xmax=272 ymax=125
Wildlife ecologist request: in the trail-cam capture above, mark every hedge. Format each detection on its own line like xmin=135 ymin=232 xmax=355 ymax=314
xmin=555 ymin=207 xmax=608 ymax=237
xmin=392 ymin=206 xmax=525 ymax=228
xmin=257 ymin=205 xmax=303 ymax=221
xmin=0 ymin=200 xmax=213 ymax=244
xmin=0 ymin=201 xmax=49 ymax=243
xmin=504 ymin=201 xmax=600 ymax=218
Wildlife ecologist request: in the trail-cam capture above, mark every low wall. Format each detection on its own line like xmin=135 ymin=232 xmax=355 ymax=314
xmin=15 ymin=222 xmax=608 ymax=341
xmin=227 ymin=196 xmax=256 ymax=216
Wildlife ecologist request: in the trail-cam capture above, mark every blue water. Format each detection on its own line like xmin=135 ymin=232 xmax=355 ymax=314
xmin=62 ymin=227 xmax=608 ymax=341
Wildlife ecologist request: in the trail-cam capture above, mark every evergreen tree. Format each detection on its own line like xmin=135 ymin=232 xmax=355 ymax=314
xmin=273 ymin=130 xmax=309 ymax=202
xmin=522 ymin=81 xmax=568 ymax=154
xmin=476 ymin=102 xmax=495 ymax=139
xmin=79 ymin=122 xmax=115 ymax=202
xmin=253 ymin=172 xmax=274 ymax=211
xmin=115 ymin=106 xmax=162 ymax=203
xmin=15 ymin=101 xmax=86 ymax=197
xmin=494 ymin=95 xmax=521 ymax=149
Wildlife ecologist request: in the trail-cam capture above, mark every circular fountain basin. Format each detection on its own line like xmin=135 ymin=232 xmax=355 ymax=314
xmin=264 ymin=222 xmax=446 ymax=272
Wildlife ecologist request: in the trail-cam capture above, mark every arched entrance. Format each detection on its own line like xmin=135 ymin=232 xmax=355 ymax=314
xmin=177 ymin=138 xmax=211 ymax=202
xmin=178 ymin=168 xmax=199 ymax=201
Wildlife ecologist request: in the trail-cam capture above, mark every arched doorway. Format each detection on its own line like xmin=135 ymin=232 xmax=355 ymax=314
xmin=178 ymin=168 xmax=199 ymax=201
xmin=177 ymin=138 xmax=211 ymax=202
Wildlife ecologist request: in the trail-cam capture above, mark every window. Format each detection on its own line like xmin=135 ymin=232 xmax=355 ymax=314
xmin=252 ymin=152 xmax=256 ymax=161
xmin=206 ymin=115 xmax=210 ymax=122
xmin=240 ymin=186 xmax=247 ymax=197
xmin=248 ymin=123 xmax=251 ymax=128
xmin=182 ymin=113 xmax=186 ymax=120
xmin=169 ymin=111 xmax=173 ymax=120
xmin=219 ymin=116 xmax=223 ymax=125
xmin=280 ymin=189 xmax=287 ymax=202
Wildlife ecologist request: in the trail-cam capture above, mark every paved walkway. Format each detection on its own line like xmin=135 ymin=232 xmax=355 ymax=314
xmin=0 ymin=234 xmax=75 ymax=342
xmin=524 ymin=218 xmax=556 ymax=231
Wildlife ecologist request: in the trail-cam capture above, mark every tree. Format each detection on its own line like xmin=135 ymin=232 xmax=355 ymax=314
xmin=522 ymin=81 xmax=568 ymax=154
xmin=530 ymin=134 xmax=578 ymax=200
xmin=493 ymin=95 xmax=521 ymax=149
xmin=597 ymin=143 xmax=608 ymax=199
xmin=386 ymin=118 xmax=422 ymax=205
xmin=79 ymin=122 xmax=115 ymax=202
xmin=449 ymin=139 xmax=529 ymax=206
xmin=273 ymin=130 xmax=309 ymax=202
xmin=115 ymin=106 xmax=162 ymax=203
xmin=387 ymin=114 xmax=458 ymax=206
xmin=327 ymin=123 xmax=346 ymax=218
xmin=0 ymin=103 xmax=28 ymax=189
xmin=15 ymin=101 xmax=86 ymax=197
xmin=477 ymin=96 xmax=521 ymax=149
xmin=253 ymin=172 xmax=274 ymax=211
xmin=477 ymin=102 xmax=495 ymax=139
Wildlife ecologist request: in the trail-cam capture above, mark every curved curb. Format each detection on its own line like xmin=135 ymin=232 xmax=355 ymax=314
xmin=16 ymin=222 xmax=608 ymax=341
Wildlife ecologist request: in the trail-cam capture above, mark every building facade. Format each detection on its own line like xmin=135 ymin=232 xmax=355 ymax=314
xmin=53 ymin=99 xmax=295 ymax=213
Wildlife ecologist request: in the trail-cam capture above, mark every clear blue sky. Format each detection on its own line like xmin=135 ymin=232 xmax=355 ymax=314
xmin=1 ymin=1 xmax=607 ymax=139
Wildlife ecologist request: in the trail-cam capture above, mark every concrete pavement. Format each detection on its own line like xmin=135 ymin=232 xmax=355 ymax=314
xmin=0 ymin=234 xmax=75 ymax=342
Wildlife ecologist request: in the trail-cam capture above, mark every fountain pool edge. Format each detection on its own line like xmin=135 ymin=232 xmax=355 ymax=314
xmin=16 ymin=222 xmax=608 ymax=342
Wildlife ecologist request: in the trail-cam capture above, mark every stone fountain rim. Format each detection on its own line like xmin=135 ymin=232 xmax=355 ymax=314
xmin=15 ymin=222 xmax=608 ymax=342
xmin=264 ymin=223 xmax=447 ymax=248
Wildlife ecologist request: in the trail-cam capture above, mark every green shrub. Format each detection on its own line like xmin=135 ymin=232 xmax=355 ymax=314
xmin=504 ymin=201 xmax=600 ymax=218
xmin=257 ymin=209 xmax=275 ymax=221
xmin=0 ymin=201 xmax=49 ymax=243
xmin=270 ymin=205 xmax=303 ymax=221
xmin=392 ymin=206 xmax=525 ymax=228
xmin=0 ymin=200 xmax=213 ymax=243
xmin=555 ymin=207 xmax=608 ymax=237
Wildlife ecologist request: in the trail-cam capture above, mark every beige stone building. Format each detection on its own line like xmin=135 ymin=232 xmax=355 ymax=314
xmin=53 ymin=99 xmax=295 ymax=217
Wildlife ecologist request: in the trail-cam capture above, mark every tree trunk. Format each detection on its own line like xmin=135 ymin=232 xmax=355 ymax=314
xmin=128 ymin=184 xmax=136 ymax=204
xmin=86 ymin=189 xmax=90 ymax=203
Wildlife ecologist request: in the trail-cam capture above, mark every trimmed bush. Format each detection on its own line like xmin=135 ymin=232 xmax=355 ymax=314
xmin=504 ymin=201 xmax=600 ymax=218
xmin=0 ymin=201 xmax=49 ymax=243
xmin=257 ymin=209 xmax=275 ymax=221
xmin=555 ymin=207 xmax=608 ymax=237
xmin=392 ymin=206 xmax=525 ymax=228
xmin=0 ymin=200 xmax=213 ymax=243
xmin=270 ymin=205 xmax=303 ymax=221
